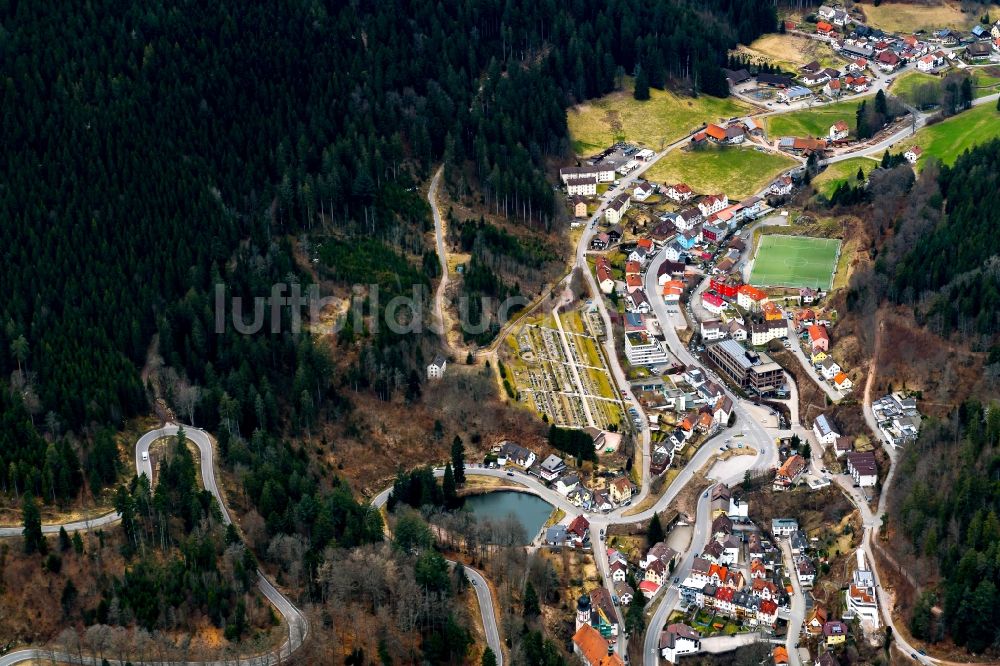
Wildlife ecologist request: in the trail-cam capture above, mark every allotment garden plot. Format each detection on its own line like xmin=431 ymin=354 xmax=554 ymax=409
xmin=748 ymin=235 xmax=841 ymax=290
xmin=504 ymin=308 xmax=624 ymax=430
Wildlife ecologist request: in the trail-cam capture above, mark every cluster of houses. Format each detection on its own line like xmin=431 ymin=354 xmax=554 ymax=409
xmin=691 ymin=117 xmax=764 ymax=146
xmin=812 ymin=414 xmax=879 ymax=487
xmin=628 ymin=368 xmax=735 ymax=474
xmin=771 ymin=517 xmax=819 ymax=591
xmin=700 ymin=280 xmax=795 ymax=348
xmin=497 ymin=442 xmax=636 ymax=514
xmin=871 ymin=391 xmax=922 ymax=447
xmin=811 ymin=4 xmax=997 ymax=64
xmin=793 ymin=309 xmax=854 ymax=393
xmin=674 ymin=486 xmax=798 ymax=632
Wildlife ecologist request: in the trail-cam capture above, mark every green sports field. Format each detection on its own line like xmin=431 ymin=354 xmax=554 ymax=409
xmin=749 ymin=235 xmax=841 ymax=290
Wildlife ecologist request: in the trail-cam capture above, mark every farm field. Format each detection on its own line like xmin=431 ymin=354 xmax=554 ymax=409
xmin=861 ymin=1 xmax=977 ymax=33
xmin=971 ymin=66 xmax=1000 ymax=98
xmin=765 ymin=96 xmax=872 ymax=139
xmin=813 ymin=157 xmax=878 ymax=198
xmin=749 ymin=234 xmax=841 ymax=290
xmin=900 ymin=104 xmax=1000 ymax=167
xmin=642 ymin=144 xmax=798 ymax=200
xmin=735 ymin=34 xmax=842 ymax=71
xmin=567 ymin=79 xmax=752 ymax=155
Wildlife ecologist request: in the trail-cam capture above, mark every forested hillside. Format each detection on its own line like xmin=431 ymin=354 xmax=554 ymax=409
xmin=884 ymin=139 xmax=1000 ymax=339
xmin=1 ymin=0 xmax=775 ymax=504
xmin=892 ymin=402 xmax=1000 ymax=654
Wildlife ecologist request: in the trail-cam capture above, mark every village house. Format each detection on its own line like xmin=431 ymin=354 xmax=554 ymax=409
xmin=605 ymin=193 xmax=631 ymax=225
xmin=797 ymin=558 xmax=816 ymax=587
xmin=904 ymin=146 xmax=922 ymax=163
xmin=772 ymin=517 xmax=798 ymax=537
xmin=675 ymin=206 xmax=703 ymax=231
xmin=768 ymin=175 xmax=793 ymax=196
xmin=813 ymin=414 xmax=841 ymax=445
xmin=595 ymin=258 xmax=614 ymax=294
xmin=498 ymin=441 xmax=535 ymax=468
xmin=539 ymin=454 xmax=566 ymax=482
xmin=556 ymin=473 xmax=580 ymax=495
xmin=545 ymin=524 xmax=567 ymax=546
xmin=698 ymin=194 xmax=729 ymax=218
xmin=808 ymin=324 xmax=830 ymax=352
xmin=609 ymin=476 xmax=636 ymax=505
xmin=823 ymin=78 xmax=842 ymax=97
xmin=818 ymin=356 xmax=842 ymax=380
xmin=590 ymin=232 xmax=610 ymax=250
xmin=847 ymin=549 xmax=880 ymax=626
xmin=427 ymin=354 xmax=447 ymax=380
xmin=560 ymin=165 xmax=615 ymax=185
xmin=702 ymin=292 xmax=726 ymax=315
xmin=823 ymin=620 xmax=849 ymax=646
xmin=833 ymin=372 xmax=853 ymax=392
xmin=663 ymin=279 xmax=685 ymax=303
xmin=778 ymin=85 xmax=814 ymax=103
xmin=847 ymin=451 xmax=877 ymax=487
xmin=614 ymin=581 xmax=635 ymax=606
xmin=701 ymin=319 xmax=726 ymax=342
xmin=664 ymin=182 xmax=694 ymax=202
xmin=659 ymin=624 xmax=701 ymax=662
xmin=773 ymin=454 xmax=806 ymax=490
xmin=816 ymin=20 xmax=835 ymax=36
xmin=876 ymin=50 xmax=901 ymax=71
xmin=567 ymin=176 xmax=598 ymax=197
xmin=806 ymin=607 xmax=829 ymax=635
xmin=568 ymin=515 xmax=590 ymax=544
xmin=737 ymin=284 xmax=768 ymax=311
xmin=632 ymin=181 xmax=655 ymax=202
xmin=829 ymin=120 xmax=849 ymax=142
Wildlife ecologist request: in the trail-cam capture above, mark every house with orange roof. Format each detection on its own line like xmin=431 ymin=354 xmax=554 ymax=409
xmin=624 ymin=260 xmax=641 ymax=277
xmin=774 ymin=454 xmax=806 ymax=490
xmin=808 ymin=324 xmax=829 ymax=352
xmin=625 ymin=274 xmax=643 ymax=293
xmin=762 ymin=301 xmax=784 ymax=321
xmin=636 ymin=237 xmax=653 ymax=252
xmin=704 ymin=123 xmax=727 ymax=142
xmin=807 ymin=606 xmax=829 ymax=634
xmin=773 ymin=646 xmax=789 ymax=665
xmin=737 ymin=285 xmax=768 ymax=311
xmin=829 ymin=119 xmax=849 ymax=141
xmin=833 ymin=372 xmax=853 ymax=392
xmin=663 ymin=280 xmax=685 ymax=303
xmin=572 ymin=624 xmax=625 ymax=666
xmin=816 ymin=20 xmax=834 ymax=35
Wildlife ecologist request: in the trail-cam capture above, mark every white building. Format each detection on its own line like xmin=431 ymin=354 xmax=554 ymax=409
xmin=625 ymin=331 xmax=670 ymax=366
xmin=660 ymin=624 xmax=701 ymax=662
xmin=846 ymin=549 xmax=880 ymax=627
xmin=567 ymin=176 xmax=597 ymax=196
xmin=697 ymin=194 xmax=728 ymax=218
xmin=812 ymin=414 xmax=841 ymax=445
xmin=427 ymin=354 xmax=447 ymax=379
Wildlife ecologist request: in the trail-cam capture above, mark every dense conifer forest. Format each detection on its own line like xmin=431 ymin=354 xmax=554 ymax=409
xmin=1 ymin=0 xmax=775 ymax=503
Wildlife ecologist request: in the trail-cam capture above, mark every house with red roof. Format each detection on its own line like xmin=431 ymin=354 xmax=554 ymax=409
xmin=816 ymin=21 xmax=835 ymax=36
xmin=664 ymin=182 xmax=695 ymax=202
xmin=702 ymin=292 xmax=726 ymax=315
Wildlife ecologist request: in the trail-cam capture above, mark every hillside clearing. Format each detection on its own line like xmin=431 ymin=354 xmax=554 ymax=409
xmin=900 ymin=104 xmax=1000 ymax=167
xmin=567 ymin=79 xmax=752 ymax=155
xmin=813 ymin=157 xmax=878 ymax=198
xmin=860 ymin=1 xmax=977 ymax=33
xmin=642 ymin=145 xmax=798 ymax=200
xmin=765 ymin=96 xmax=872 ymax=139
xmin=735 ymin=34 xmax=841 ymax=71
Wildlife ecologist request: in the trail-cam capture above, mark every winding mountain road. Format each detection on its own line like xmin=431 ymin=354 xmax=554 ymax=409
xmin=0 ymin=424 xmax=309 ymax=666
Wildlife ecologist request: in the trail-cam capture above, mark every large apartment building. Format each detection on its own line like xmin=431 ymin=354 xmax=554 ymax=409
xmin=706 ymin=339 xmax=784 ymax=395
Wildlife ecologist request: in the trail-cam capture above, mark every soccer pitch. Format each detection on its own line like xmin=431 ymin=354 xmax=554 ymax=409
xmin=748 ymin=235 xmax=841 ymax=290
